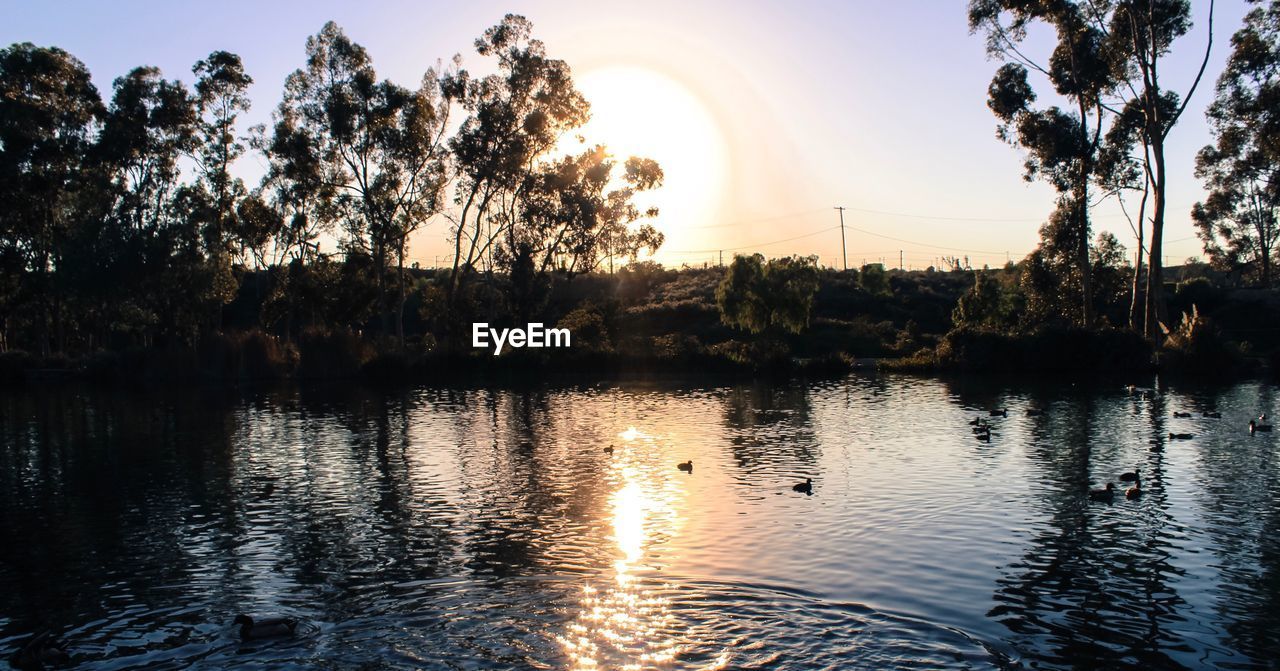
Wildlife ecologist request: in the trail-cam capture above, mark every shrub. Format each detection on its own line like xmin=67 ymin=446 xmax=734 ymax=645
xmin=1161 ymin=305 xmax=1241 ymax=373
xmin=298 ymin=327 xmax=373 ymax=378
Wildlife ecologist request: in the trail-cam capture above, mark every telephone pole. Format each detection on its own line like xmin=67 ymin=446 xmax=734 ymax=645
xmin=834 ymin=206 xmax=848 ymax=271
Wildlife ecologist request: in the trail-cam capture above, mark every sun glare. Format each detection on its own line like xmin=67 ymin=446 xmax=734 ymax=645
xmin=570 ymin=66 xmax=729 ymax=261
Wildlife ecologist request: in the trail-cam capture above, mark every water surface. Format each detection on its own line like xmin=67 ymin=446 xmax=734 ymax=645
xmin=2 ymin=375 xmax=1278 ymax=669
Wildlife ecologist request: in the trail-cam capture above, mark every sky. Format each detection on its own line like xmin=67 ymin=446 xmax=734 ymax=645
xmin=2 ymin=0 xmax=1249 ymax=270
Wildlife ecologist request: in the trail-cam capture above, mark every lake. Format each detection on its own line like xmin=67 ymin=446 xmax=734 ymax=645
xmin=1 ymin=375 xmax=1278 ymax=669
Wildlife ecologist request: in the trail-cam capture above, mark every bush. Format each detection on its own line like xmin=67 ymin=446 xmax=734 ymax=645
xmin=933 ymin=325 xmax=1153 ymax=373
xmin=298 ymin=327 xmax=373 ymax=379
xmin=199 ymin=330 xmax=297 ymax=380
xmin=1161 ymin=305 xmax=1242 ymax=373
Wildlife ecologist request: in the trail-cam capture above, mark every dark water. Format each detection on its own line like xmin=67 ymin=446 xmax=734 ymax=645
xmin=1 ymin=375 xmax=1278 ymax=670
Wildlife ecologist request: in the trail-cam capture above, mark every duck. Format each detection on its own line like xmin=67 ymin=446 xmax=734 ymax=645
xmin=1250 ymin=420 xmax=1273 ymax=433
xmin=1089 ymin=483 xmax=1116 ymax=502
xmin=1125 ymin=482 xmax=1143 ymax=500
xmin=677 ymin=460 xmax=693 ymax=472
xmin=968 ymin=417 xmax=985 ymax=426
xmin=975 ymin=431 xmax=991 ymax=442
xmin=233 ymin=614 xmax=298 ymax=641
xmin=603 ymin=445 xmax=614 ymax=455
xmin=989 ymin=409 xmax=1008 ymax=417
xmin=1203 ymin=411 xmax=1222 ymax=419
xmin=972 ymin=425 xmax=991 ymax=434
xmin=1172 ymin=411 xmax=1192 ymax=418
xmin=8 ymin=631 xmax=69 ymax=670
xmin=1119 ymin=468 xmax=1140 ymax=482
xmin=792 ymin=478 xmax=813 ymax=495
xmin=1169 ymin=432 xmax=1194 ymax=440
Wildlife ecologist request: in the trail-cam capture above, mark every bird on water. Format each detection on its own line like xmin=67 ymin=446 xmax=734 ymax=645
xmin=793 ymin=478 xmax=813 ymax=495
xmin=1089 ymin=483 xmax=1115 ymax=502
xmin=233 ymin=614 xmax=298 ymax=641
xmin=677 ymin=460 xmax=693 ymax=472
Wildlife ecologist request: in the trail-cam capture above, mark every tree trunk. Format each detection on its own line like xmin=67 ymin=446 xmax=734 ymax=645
xmin=1144 ymin=143 xmax=1168 ymax=340
xmin=396 ymin=244 xmax=406 ymax=351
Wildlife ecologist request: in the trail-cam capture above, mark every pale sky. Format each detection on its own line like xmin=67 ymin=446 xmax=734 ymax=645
xmin=2 ymin=0 xmax=1248 ymax=269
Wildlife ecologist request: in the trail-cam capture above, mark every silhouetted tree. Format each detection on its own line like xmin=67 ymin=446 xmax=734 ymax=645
xmin=1194 ymin=0 xmax=1279 ymax=286
xmin=279 ymin=22 xmax=449 ymax=344
xmin=0 ymin=43 xmax=103 ymax=353
xmin=971 ymin=0 xmax=1123 ymax=328
xmin=442 ymin=15 xmax=591 ymax=328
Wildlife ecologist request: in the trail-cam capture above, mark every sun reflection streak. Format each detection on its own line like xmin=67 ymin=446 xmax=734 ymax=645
xmin=554 ymin=428 xmax=725 ymax=670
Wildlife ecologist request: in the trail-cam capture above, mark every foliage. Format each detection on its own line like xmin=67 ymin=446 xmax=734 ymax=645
xmin=716 ymin=254 xmax=821 ymax=335
xmin=1194 ymin=0 xmax=1280 ymax=286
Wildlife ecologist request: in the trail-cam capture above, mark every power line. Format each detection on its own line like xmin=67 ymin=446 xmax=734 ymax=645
xmin=667 ymin=226 xmax=840 ymax=254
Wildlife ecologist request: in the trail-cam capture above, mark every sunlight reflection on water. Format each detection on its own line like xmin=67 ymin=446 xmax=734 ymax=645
xmin=556 ymin=426 xmax=723 ymax=670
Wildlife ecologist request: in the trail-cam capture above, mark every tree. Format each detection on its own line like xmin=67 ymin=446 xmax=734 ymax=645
xmin=970 ymin=0 xmax=1122 ymax=328
xmin=442 ymin=15 xmax=590 ymax=320
xmin=1193 ymin=0 xmax=1279 ymax=286
xmin=1100 ymin=0 xmax=1216 ymax=338
xmin=511 ymin=146 xmax=665 ymax=275
xmin=279 ymin=22 xmax=450 ymax=344
xmin=716 ymin=254 xmax=821 ymax=335
xmin=191 ymin=51 xmax=252 ymax=263
xmin=93 ymin=66 xmax=204 ymax=345
xmin=953 ymin=270 xmax=1006 ymax=329
xmin=0 ymin=43 xmax=103 ymax=353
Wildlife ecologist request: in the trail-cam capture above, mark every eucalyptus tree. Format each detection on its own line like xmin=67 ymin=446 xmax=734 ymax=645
xmin=250 ymin=108 xmax=337 ymax=267
xmin=441 ymin=15 xmax=590 ymax=321
xmin=1096 ymin=0 xmax=1216 ymax=337
xmin=279 ymin=21 xmax=450 ymax=343
xmin=1193 ymin=0 xmax=1278 ymax=286
xmin=512 ymin=146 xmax=665 ymax=275
xmin=94 ymin=66 xmax=207 ymax=344
xmin=191 ymin=50 xmax=252 ymax=263
xmin=0 ymin=43 xmax=103 ymax=353
xmin=971 ymin=0 xmax=1123 ymax=327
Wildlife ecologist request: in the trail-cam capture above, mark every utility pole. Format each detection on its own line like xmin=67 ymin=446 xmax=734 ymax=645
xmin=834 ymin=206 xmax=848 ymax=271
xmin=719 ymin=250 xmax=723 ymax=267
xmin=899 ymin=250 xmax=903 ymax=270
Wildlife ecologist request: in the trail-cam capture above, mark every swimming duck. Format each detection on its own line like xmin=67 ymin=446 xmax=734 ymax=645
xmin=1125 ymin=482 xmax=1143 ymax=500
xmin=1089 ymin=483 xmax=1115 ymax=502
xmin=603 ymin=445 xmax=614 ymax=454
xmin=972 ymin=425 xmax=991 ymax=434
xmin=1119 ymin=468 xmax=1140 ymax=482
xmin=975 ymin=431 xmax=991 ymax=442
xmin=989 ymin=409 xmax=1008 ymax=417
xmin=968 ymin=417 xmax=987 ymax=426
xmin=1203 ymin=411 xmax=1221 ymax=419
xmin=1172 ymin=411 xmax=1192 ymax=418
xmin=233 ymin=614 xmax=298 ymax=641
xmin=793 ymin=478 xmax=813 ymax=494
xmin=677 ymin=460 xmax=693 ymax=472
xmin=1169 ymin=433 xmax=1194 ymax=440
xmin=1250 ymin=420 xmax=1273 ymax=433
xmin=8 ymin=631 xmax=68 ymax=670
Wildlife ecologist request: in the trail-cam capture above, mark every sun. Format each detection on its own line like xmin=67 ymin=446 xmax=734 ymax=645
xmin=570 ymin=66 xmax=729 ymax=262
